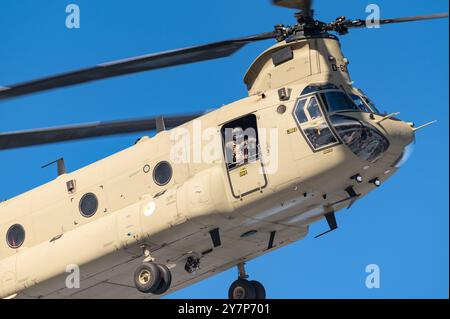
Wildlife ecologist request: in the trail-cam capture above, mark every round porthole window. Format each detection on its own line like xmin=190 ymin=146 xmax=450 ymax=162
xmin=79 ymin=193 xmax=98 ymax=217
xmin=153 ymin=161 xmax=173 ymax=186
xmin=6 ymin=224 xmax=25 ymax=249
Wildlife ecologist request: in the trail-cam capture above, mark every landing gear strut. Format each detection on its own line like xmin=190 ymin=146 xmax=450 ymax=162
xmin=134 ymin=262 xmax=172 ymax=295
xmin=228 ymin=263 xmax=266 ymax=299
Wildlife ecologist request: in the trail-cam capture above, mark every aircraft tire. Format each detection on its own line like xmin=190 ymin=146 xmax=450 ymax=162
xmin=134 ymin=262 xmax=162 ymax=293
xmin=152 ymin=264 xmax=172 ymax=295
xmin=228 ymin=279 xmax=257 ymax=299
xmin=250 ymin=280 xmax=266 ymax=299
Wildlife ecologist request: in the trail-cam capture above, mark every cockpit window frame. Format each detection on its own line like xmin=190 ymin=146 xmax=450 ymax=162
xmin=294 ymin=84 xmax=390 ymax=161
xmin=352 ymin=88 xmax=383 ymax=115
xmin=349 ymin=93 xmax=373 ymax=113
xmin=292 ymin=95 xmax=342 ymax=153
xmin=319 ymin=90 xmax=361 ymax=114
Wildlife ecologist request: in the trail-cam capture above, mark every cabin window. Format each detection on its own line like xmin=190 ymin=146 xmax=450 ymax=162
xmin=221 ymin=114 xmax=259 ymax=170
xmin=153 ymin=161 xmax=172 ymax=186
xmin=6 ymin=224 xmax=25 ymax=249
xmin=79 ymin=192 xmax=98 ymax=217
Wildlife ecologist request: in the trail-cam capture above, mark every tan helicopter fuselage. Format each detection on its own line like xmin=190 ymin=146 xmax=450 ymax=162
xmin=0 ymin=34 xmax=414 ymax=298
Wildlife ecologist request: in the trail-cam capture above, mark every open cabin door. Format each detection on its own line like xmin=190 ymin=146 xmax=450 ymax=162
xmin=221 ymin=114 xmax=268 ymax=199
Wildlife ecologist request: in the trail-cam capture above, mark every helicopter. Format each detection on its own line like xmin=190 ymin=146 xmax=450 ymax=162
xmin=0 ymin=0 xmax=448 ymax=299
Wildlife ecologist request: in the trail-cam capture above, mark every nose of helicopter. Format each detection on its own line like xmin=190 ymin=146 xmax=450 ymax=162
xmin=376 ymin=118 xmax=416 ymax=167
xmin=329 ymin=113 xmax=415 ymax=166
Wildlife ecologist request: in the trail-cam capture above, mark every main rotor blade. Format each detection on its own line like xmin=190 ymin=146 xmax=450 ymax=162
xmin=272 ymin=0 xmax=312 ymax=14
xmin=334 ymin=12 xmax=449 ymax=31
xmin=0 ymin=32 xmax=275 ymax=101
xmin=0 ymin=112 xmax=203 ymax=150
xmin=377 ymin=12 xmax=449 ymax=25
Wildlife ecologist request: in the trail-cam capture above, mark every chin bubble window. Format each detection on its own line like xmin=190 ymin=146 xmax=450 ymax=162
xmin=79 ymin=192 xmax=99 ymax=218
xmin=330 ymin=115 xmax=390 ymax=163
xmin=153 ymin=161 xmax=173 ymax=186
xmin=6 ymin=224 xmax=25 ymax=249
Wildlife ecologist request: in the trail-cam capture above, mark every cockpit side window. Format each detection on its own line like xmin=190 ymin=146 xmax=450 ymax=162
xmin=295 ymin=99 xmax=308 ymax=123
xmin=320 ymin=91 xmax=359 ymax=113
xmin=293 ymin=96 xmax=339 ymax=151
xmin=307 ymin=97 xmax=323 ymax=120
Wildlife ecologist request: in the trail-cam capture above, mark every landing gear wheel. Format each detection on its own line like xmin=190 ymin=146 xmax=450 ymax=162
xmin=228 ymin=279 xmax=256 ymax=299
xmin=152 ymin=264 xmax=172 ymax=295
xmin=134 ymin=262 xmax=161 ymax=293
xmin=250 ymin=280 xmax=266 ymax=299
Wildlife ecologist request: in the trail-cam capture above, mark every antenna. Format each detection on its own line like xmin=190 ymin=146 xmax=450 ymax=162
xmin=41 ymin=158 xmax=66 ymax=176
xmin=155 ymin=116 xmax=166 ymax=133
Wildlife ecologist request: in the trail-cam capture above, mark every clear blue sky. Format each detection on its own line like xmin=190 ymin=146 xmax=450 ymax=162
xmin=0 ymin=0 xmax=448 ymax=298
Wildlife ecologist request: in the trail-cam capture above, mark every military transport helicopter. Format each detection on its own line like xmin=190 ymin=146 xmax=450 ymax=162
xmin=0 ymin=0 xmax=448 ymax=299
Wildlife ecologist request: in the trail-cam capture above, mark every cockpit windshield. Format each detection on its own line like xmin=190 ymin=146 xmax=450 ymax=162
xmin=300 ymin=84 xmax=382 ymax=115
xmin=349 ymin=94 xmax=373 ymax=113
xmin=353 ymin=88 xmax=382 ymax=115
xmin=361 ymin=95 xmax=382 ymax=115
xmin=295 ymin=84 xmax=390 ymax=162
xmin=320 ymin=91 xmax=359 ymax=113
